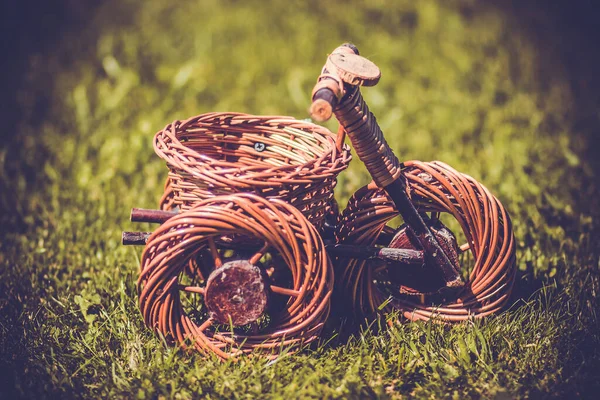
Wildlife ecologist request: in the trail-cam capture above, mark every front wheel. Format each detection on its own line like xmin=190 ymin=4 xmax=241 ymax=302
xmin=335 ymin=160 xmax=516 ymax=322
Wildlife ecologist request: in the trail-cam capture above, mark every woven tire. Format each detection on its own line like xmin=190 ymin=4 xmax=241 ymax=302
xmin=154 ymin=112 xmax=351 ymax=228
xmin=138 ymin=193 xmax=333 ymax=359
xmin=336 ymin=160 xmax=516 ymax=322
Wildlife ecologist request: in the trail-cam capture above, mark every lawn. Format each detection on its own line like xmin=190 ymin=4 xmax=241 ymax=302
xmin=1 ymin=0 xmax=599 ymax=398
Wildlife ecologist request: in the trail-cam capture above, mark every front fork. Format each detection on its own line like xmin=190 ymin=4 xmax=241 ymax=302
xmin=311 ymin=44 xmax=464 ymax=290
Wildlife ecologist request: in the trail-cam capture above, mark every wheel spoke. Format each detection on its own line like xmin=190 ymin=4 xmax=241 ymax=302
xmin=208 ymin=237 xmax=223 ymax=268
xmin=198 ymin=317 xmax=214 ymax=331
xmin=179 ymin=285 xmax=205 ymax=295
xmin=249 ymin=242 xmax=270 ymax=265
xmin=270 ymin=285 xmax=301 ymax=297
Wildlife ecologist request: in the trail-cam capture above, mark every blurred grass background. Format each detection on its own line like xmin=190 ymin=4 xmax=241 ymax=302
xmin=0 ymin=0 xmax=599 ymax=398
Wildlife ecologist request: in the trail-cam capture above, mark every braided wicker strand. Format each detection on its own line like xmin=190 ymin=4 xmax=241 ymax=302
xmin=153 ymin=112 xmax=351 ymax=228
xmin=311 ymin=44 xmax=400 ymax=189
xmin=336 ymin=160 xmax=516 ymax=322
xmin=159 ymin=177 xmax=176 ymax=211
xmin=333 ymin=87 xmax=402 ymax=188
xmin=138 ymin=194 xmax=333 ymax=359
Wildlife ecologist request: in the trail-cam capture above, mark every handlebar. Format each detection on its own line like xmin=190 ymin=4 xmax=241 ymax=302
xmin=310 ymin=44 xmax=358 ymax=122
xmin=312 ymin=44 xmax=464 ymax=290
xmin=310 ymin=44 xmax=399 ymax=188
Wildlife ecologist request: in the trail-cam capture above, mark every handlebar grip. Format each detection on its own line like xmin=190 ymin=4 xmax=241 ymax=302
xmin=310 ymin=88 xmax=338 ymax=122
xmin=310 ymin=44 xmax=400 ymax=187
xmin=310 ymin=44 xmax=361 ymax=122
xmin=309 ymin=78 xmax=342 ymax=122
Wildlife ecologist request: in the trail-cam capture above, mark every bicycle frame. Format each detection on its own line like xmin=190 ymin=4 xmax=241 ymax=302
xmin=310 ymin=44 xmax=463 ymax=291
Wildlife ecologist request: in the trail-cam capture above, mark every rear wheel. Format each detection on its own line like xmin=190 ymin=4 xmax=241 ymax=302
xmin=138 ymin=193 xmax=332 ymax=359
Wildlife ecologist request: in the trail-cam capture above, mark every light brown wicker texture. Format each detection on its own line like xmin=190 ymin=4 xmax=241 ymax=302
xmin=159 ymin=178 xmax=176 ymax=211
xmin=138 ymin=194 xmax=333 ymax=360
xmin=335 ymin=160 xmax=516 ymax=322
xmin=311 ymin=44 xmax=401 ymax=188
xmin=153 ymin=112 xmax=351 ymax=228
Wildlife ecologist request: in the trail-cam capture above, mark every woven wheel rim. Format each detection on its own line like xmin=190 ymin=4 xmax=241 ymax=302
xmin=138 ymin=193 xmax=333 ymax=359
xmin=336 ymin=160 xmax=517 ymax=322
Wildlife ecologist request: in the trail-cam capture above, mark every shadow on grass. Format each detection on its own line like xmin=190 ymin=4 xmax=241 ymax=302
xmin=0 ymin=2 xmax=104 ymax=398
xmin=0 ymin=0 xmax=105 ymax=235
xmin=490 ymin=0 xmax=600 ymax=210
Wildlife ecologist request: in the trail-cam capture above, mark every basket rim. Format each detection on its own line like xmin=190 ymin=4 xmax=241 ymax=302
xmin=154 ymin=112 xmax=351 ymax=183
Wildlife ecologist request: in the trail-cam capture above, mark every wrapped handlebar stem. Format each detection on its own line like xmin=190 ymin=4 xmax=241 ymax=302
xmin=311 ymin=44 xmax=464 ymax=290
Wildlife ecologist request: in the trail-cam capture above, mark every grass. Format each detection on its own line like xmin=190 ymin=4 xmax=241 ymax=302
xmin=1 ymin=0 xmax=599 ymax=398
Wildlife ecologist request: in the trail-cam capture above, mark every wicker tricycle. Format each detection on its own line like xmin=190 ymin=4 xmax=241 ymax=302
xmin=123 ymin=44 xmax=516 ymax=359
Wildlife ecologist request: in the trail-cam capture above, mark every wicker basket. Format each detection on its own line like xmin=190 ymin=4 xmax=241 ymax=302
xmin=154 ymin=112 xmax=351 ymax=228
